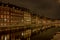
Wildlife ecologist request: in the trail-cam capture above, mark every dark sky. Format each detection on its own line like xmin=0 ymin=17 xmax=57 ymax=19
xmin=0 ymin=0 xmax=60 ymax=19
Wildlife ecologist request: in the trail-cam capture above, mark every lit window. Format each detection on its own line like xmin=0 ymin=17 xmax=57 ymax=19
xmin=21 ymin=19 xmax=24 ymax=22
xmin=7 ymin=15 xmax=9 ymax=18
xmin=4 ymin=15 xmax=6 ymax=18
xmin=7 ymin=20 xmax=9 ymax=22
xmin=4 ymin=11 xmax=7 ymax=14
xmin=4 ymin=23 xmax=6 ymax=26
xmin=4 ymin=18 xmax=7 ymax=21
xmin=1 ymin=23 xmax=3 ymax=26
xmin=7 ymin=11 xmax=9 ymax=14
xmin=1 ymin=15 xmax=3 ymax=18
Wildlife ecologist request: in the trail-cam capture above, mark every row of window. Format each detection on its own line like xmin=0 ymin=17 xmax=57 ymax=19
xmin=0 ymin=6 xmax=42 ymax=26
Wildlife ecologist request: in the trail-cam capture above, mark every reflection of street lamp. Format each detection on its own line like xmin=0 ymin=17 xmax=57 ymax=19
xmin=21 ymin=32 xmax=24 ymax=36
xmin=1 ymin=35 xmax=10 ymax=40
xmin=5 ymin=36 xmax=7 ymax=40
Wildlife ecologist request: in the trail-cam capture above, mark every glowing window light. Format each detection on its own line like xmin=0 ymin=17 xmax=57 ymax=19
xmin=4 ymin=19 xmax=7 ymax=21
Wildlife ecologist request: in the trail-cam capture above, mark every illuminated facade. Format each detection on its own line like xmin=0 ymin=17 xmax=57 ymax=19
xmin=0 ymin=3 xmax=60 ymax=40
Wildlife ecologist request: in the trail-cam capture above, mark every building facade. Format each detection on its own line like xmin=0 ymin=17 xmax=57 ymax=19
xmin=0 ymin=2 xmax=60 ymax=40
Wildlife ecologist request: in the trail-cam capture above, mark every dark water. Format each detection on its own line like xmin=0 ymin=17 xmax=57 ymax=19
xmin=30 ymin=27 xmax=60 ymax=40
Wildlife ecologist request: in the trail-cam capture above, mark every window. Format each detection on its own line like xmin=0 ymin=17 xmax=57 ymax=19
xmin=0 ymin=7 xmax=29 ymax=26
xmin=24 ymin=13 xmax=31 ymax=25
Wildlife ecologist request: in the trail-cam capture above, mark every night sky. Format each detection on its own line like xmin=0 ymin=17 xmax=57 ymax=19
xmin=0 ymin=0 xmax=60 ymax=19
